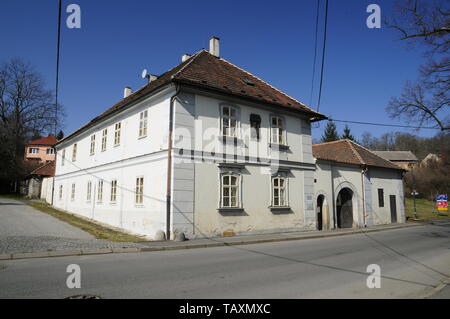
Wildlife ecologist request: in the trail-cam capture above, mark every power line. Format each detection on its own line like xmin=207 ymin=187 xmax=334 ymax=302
xmin=328 ymin=118 xmax=441 ymax=130
xmin=317 ymin=0 xmax=329 ymax=112
xmin=309 ymin=0 xmax=321 ymax=107
xmin=54 ymin=0 xmax=62 ymax=135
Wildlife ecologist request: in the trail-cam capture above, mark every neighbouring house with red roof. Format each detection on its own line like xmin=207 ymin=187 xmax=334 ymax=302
xmin=20 ymin=161 xmax=55 ymax=199
xmin=24 ymin=134 xmax=58 ymax=164
xmin=51 ymin=38 xmax=405 ymax=240
xmin=313 ymin=140 xmax=405 ymax=230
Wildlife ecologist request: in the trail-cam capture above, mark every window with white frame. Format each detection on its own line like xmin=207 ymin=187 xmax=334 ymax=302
xmin=272 ymin=176 xmax=288 ymax=207
xmin=135 ymin=177 xmax=144 ymax=204
xmin=221 ymin=105 xmax=237 ymax=137
xmin=72 ymin=144 xmax=77 ymax=162
xmin=271 ymin=116 xmax=285 ymax=145
xmin=139 ymin=110 xmax=148 ymax=138
xmin=71 ymin=183 xmax=76 ymax=201
xmin=97 ymin=180 xmax=103 ymax=202
xmin=46 ymin=148 xmax=54 ymax=154
xmin=110 ymin=180 xmax=117 ymax=203
xmin=90 ymin=135 xmax=96 ymax=155
xmin=114 ymin=122 xmax=121 ymax=146
xmin=101 ymin=129 xmax=107 ymax=152
xmin=61 ymin=149 xmax=65 ymax=166
xmin=29 ymin=148 xmax=39 ymax=154
xmin=220 ymin=174 xmax=240 ymax=208
xmin=87 ymin=181 xmax=92 ymax=201
xmin=59 ymin=184 xmax=63 ymax=200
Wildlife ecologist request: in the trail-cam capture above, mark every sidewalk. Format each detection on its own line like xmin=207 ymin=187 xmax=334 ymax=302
xmin=0 ymin=221 xmax=425 ymax=261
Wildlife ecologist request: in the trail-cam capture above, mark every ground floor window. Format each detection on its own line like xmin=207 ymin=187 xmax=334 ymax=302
xmin=272 ymin=176 xmax=287 ymax=207
xmin=220 ymin=174 xmax=240 ymax=208
xmin=71 ymin=183 xmax=76 ymax=201
xmin=97 ymin=180 xmax=103 ymax=202
xmin=59 ymin=185 xmax=63 ymax=200
xmin=135 ymin=177 xmax=144 ymax=204
xmin=111 ymin=180 xmax=117 ymax=203
xmin=87 ymin=181 xmax=92 ymax=201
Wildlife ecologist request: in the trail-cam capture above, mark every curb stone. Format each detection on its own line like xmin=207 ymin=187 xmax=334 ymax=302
xmin=1 ymin=222 xmax=423 ymax=261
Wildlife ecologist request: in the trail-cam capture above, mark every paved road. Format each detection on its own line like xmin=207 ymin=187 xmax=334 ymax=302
xmin=0 ymin=223 xmax=449 ymax=298
xmin=0 ymin=198 xmax=142 ymax=254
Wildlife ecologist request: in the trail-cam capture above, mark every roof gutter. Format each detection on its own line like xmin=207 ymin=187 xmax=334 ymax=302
xmin=166 ymin=84 xmax=180 ymax=240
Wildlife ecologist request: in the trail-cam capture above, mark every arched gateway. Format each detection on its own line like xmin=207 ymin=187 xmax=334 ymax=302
xmin=336 ymin=188 xmax=353 ymax=228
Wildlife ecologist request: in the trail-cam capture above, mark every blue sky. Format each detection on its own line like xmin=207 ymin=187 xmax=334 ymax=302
xmin=0 ymin=0 xmax=439 ymax=140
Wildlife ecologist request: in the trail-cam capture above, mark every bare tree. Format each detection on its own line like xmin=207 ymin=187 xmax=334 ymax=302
xmin=386 ymin=0 xmax=449 ymax=131
xmin=0 ymin=58 xmax=64 ymax=190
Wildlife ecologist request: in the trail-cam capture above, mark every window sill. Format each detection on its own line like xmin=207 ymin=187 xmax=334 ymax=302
xmin=138 ymin=135 xmax=147 ymax=140
xmin=269 ymin=143 xmax=290 ymax=151
xmin=217 ymin=207 xmax=244 ymax=212
xmin=135 ymin=204 xmax=145 ymax=208
xmin=269 ymin=206 xmax=291 ymax=211
xmin=218 ymin=136 xmax=243 ymax=145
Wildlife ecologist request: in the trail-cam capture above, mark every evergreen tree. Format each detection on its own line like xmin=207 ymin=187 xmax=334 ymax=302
xmin=56 ymin=130 xmax=64 ymax=140
xmin=321 ymin=121 xmax=339 ymax=143
xmin=341 ymin=125 xmax=356 ymax=141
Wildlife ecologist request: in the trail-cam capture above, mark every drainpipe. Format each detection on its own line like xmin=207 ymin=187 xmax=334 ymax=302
xmin=361 ymin=166 xmax=368 ymax=227
xmin=166 ymin=85 xmax=180 ymax=240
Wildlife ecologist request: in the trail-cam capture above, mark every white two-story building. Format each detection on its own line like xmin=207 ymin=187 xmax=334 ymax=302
xmin=53 ymin=38 xmax=405 ymax=240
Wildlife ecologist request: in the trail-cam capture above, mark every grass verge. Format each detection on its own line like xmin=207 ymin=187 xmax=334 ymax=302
xmin=405 ymin=197 xmax=449 ymax=221
xmin=27 ymin=201 xmax=145 ymax=242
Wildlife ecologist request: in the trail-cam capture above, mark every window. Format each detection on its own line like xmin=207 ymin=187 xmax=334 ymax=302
xmin=135 ymin=177 xmax=144 ymax=204
xmin=61 ymin=149 xmax=65 ymax=166
xmin=97 ymin=180 xmax=103 ymax=202
xmin=59 ymin=185 xmax=63 ymax=200
xmin=72 ymin=144 xmax=77 ymax=162
xmin=110 ymin=180 xmax=117 ymax=203
xmin=114 ymin=122 xmax=121 ymax=146
xmin=90 ymin=135 xmax=96 ymax=155
xmin=101 ymin=129 xmax=107 ymax=152
xmin=46 ymin=148 xmax=54 ymax=154
xmin=71 ymin=183 xmax=76 ymax=201
xmin=221 ymin=174 xmax=240 ymax=208
xmin=272 ymin=177 xmax=287 ymax=207
xmin=271 ymin=116 xmax=285 ymax=145
xmin=250 ymin=114 xmax=261 ymax=140
xmin=87 ymin=181 xmax=92 ymax=201
xmin=221 ymin=105 xmax=237 ymax=137
xmin=378 ymin=188 xmax=384 ymax=207
xmin=139 ymin=110 xmax=148 ymax=138
xmin=29 ymin=148 xmax=39 ymax=154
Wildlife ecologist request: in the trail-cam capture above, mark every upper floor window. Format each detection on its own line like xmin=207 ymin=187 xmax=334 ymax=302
xmin=135 ymin=177 xmax=144 ymax=204
xmin=114 ymin=122 xmax=121 ymax=146
xmin=101 ymin=129 xmax=108 ymax=152
xmin=250 ymin=114 xmax=261 ymax=140
xmin=221 ymin=105 xmax=237 ymax=137
xmin=272 ymin=176 xmax=287 ymax=207
xmin=72 ymin=144 xmax=77 ymax=162
xmin=220 ymin=174 xmax=240 ymax=208
xmin=29 ymin=148 xmax=39 ymax=154
xmin=139 ymin=110 xmax=148 ymax=138
xmin=90 ymin=135 xmax=96 ymax=155
xmin=271 ymin=116 xmax=285 ymax=145
xmin=61 ymin=149 xmax=65 ymax=166
xmin=46 ymin=148 xmax=54 ymax=154
xmin=110 ymin=180 xmax=117 ymax=203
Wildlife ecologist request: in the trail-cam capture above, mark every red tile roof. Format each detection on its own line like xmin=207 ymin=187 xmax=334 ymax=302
xmin=312 ymin=139 xmax=403 ymax=170
xmin=29 ymin=161 xmax=55 ymax=177
xmin=28 ymin=135 xmax=58 ymax=146
xmin=59 ymin=50 xmax=326 ymax=144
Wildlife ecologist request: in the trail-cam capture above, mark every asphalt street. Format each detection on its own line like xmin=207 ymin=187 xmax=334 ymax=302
xmin=0 ymin=223 xmax=449 ymax=298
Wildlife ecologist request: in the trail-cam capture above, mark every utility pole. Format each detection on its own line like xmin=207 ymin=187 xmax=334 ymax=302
xmin=410 ymin=164 xmax=417 ymax=219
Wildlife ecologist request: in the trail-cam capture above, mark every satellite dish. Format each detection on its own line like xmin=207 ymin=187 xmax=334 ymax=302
xmin=141 ymin=69 xmax=149 ymax=79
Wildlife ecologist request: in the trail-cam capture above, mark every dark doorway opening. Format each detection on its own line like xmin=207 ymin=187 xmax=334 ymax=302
xmin=336 ymin=188 xmax=353 ymax=228
xmin=390 ymin=195 xmax=397 ymax=223
xmin=317 ymin=195 xmax=324 ymax=230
